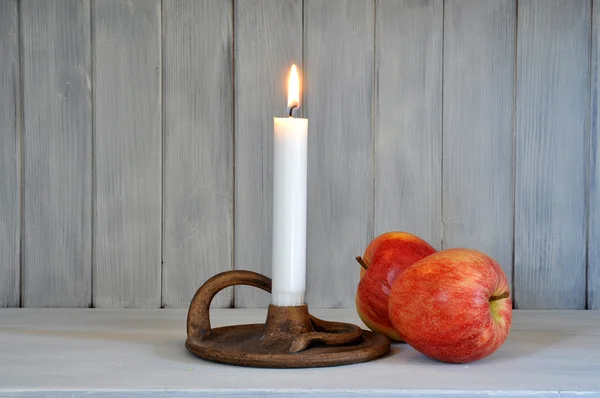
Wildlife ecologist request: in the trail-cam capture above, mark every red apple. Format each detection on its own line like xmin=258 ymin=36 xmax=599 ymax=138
xmin=355 ymin=232 xmax=436 ymax=341
xmin=388 ymin=248 xmax=512 ymax=363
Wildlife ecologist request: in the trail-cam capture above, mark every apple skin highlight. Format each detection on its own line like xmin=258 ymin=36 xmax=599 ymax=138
xmin=388 ymin=248 xmax=512 ymax=363
xmin=355 ymin=232 xmax=437 ymax=342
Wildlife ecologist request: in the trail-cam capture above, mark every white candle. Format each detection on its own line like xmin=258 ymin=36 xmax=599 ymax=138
xmin=272 ymin=65 xmax=308 ymax=306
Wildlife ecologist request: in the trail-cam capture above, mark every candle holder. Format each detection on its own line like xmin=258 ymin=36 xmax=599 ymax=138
xmin=186 ymin=270 xmax=391 ymax=368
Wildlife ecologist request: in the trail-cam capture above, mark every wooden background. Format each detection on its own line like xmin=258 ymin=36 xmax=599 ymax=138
xmin=0 ymin=0 xmax=597 ymax=309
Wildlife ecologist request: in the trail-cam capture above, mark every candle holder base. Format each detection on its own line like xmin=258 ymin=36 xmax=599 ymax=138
xmin=186 ymin=270 xmax=391 ymax=368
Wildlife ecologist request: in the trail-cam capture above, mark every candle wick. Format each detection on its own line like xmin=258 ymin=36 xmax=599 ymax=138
xmin=288 ymin=105 xmax=298 ymax=117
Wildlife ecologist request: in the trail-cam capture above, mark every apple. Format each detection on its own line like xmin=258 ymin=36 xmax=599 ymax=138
xmin=388 ymin=248 xmax=512 ymax=363
xmin=355 ymin=231 xmax=436 ymax=341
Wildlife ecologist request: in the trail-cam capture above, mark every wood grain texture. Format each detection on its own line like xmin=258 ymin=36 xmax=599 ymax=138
xmin=374 ymin=0 xmax=442 ymax=249
xmin=590 ymin=0 xmax=600 ymax=310
xmin=21 ymin=0 xmax=92 ymax=307
xmin=1 ymin=309 xmax=600 ymax=396
xmin=162 ymin=0 xmax=233 ymax=308
xmin=234 ymin=0 xmax=302 ymax=308
xmin=442 ymin=1 xmax=515 ymax=283
xmin=0 ymin=0 xmax=19 ymax=308
xmin=304 ymin=0 xmax=374 ymax=308
xmin=93 ymin=0 xmax=161 ymax=308
xmin=515 ymin=0 xmax=589 ymax=309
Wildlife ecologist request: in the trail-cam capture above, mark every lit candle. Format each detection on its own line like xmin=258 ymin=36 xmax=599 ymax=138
xmin=272 ymin=65 xmax=308 ymax=307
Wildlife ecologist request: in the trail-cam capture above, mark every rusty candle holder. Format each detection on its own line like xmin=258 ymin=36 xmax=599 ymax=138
xmin=185 ymin=270 xmax=391 ymax=368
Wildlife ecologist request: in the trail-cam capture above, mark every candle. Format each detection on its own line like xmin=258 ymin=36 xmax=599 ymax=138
xmin=272 ymin=65 xmax=308 ymax=307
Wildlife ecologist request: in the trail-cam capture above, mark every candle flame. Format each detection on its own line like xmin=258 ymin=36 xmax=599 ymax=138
xmin=287 ymin=64 xmax=300 ymax=112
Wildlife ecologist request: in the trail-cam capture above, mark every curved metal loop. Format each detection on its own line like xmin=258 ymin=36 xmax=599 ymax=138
xmin=186 ymin=270 xmax=272 ymax=338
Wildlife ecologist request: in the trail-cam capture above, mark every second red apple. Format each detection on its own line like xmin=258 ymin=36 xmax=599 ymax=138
xmin=355 ymin=231 xmax=436 ymax=341
xmin=388 ymin=248 xmax=512 ymax=363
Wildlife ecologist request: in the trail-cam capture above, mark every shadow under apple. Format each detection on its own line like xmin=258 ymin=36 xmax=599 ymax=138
xmin=395 ymin=327 xmax=576 ymax=365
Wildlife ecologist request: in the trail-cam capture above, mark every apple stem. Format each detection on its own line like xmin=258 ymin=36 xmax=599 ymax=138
xmin=356 ymin=256 xmax=368 ymax=270
xmin=489 ymin=291 xmax=510 ymax=302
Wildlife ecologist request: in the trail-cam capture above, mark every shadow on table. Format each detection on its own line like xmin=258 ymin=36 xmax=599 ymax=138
xmin=392 ymin=328 xmax=577 ymax=366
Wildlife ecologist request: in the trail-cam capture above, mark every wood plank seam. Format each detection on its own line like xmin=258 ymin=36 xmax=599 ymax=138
xmin=160 ymin=0 xmax=164 ymax=309
xmin=370 ymin=0 xmax=376 ymax=247
xmin=231 ymin=0 xmax=236 ymax=309
xmin=586 ymin=0 xmax=593 ymax=310
xmin=302 ymin=0 xmax=305 ymax=121
xmin=18 ymin=0 xmax=24 ymax=308
xmin=90 ymin=0 xmax=95 ymax=309
xmin=588 ymin=0 xmax=599 ymax=310
xmin=511 ymin=0 xmax=519 ymax=308
xmin=441 ymin=0 xmax=446 ymax=254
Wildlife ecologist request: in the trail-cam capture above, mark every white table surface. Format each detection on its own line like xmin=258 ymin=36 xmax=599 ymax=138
xmin=0 ymin=308 xmax=599 ymax=397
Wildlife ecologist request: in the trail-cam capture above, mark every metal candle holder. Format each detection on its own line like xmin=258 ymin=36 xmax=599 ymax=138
xmin=185 ymin=270 xmax=391 ymax=368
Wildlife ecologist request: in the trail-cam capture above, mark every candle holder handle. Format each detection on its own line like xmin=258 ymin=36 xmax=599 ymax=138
xmin=187 ymin=270 xmax=271 ymax=339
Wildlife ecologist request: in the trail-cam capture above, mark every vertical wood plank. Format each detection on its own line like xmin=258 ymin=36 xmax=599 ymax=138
xmin=0 ymin=0 xmax=19 ymax=307
xmin=234 ymin=0 xmax=302 ymax=308
xmin=590 ymin=0 xmax=600 ymax=310
xmin=305 ymin=0 xmax=374 ymax=308
xmin=515 ymin=0 xmax=589 ymax=309
xmin=93 ymin=0 xmax=161 ymax=308
xmin=443 ymin=0 xmax=515 ymax=283
xmin=21 ymin=0 xmax=92 ymax=307
xmin=162 ymin=0 xmax=233 ymax=308
xmin=374 ymin=0 xmax=443 ymax=249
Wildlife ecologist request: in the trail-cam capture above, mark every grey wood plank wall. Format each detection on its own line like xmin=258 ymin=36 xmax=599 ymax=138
xmin=162 ymin=0 xmax=233 ymax=309
xmin=1 ymin=0 xmax=598 ymax=309
xmin=442 ymin=0 xmax=515 ymax=287
xmin=21 ymin=0 xmax=92 ymax=307
xmin=515 ymin=0 xmax=589 ymax=309
xmin=375 ymin=0 xmax=443 ymax=249
xmin=0 ymin=0 xmax=19 ymax=307
xmin=304 ymin=0 xmax=374 ymax=308
xmin=93 ymin=0 xmax=162 ymax=308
